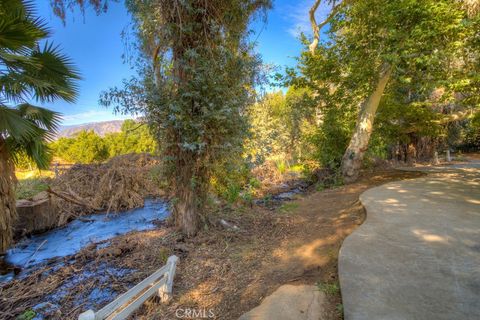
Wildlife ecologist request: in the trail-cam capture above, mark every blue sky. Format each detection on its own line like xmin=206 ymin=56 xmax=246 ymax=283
xmin=34 ymin=0 xmax=327 ymax=125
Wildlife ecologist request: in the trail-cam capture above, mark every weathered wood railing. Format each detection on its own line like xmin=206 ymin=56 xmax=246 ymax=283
xmin=78 ymin=255 xmax=179 ymax=320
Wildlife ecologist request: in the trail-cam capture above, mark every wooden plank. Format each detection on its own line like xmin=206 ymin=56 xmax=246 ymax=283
xmin=95 ymin=264 xmax=169 ymax=319
xmin=159 ymin=255 xmax=179 ymax=302
xmin=107 ymin=277 xmax=166 ymax=320
xmin=78 ymin=255 xmax=179 ymax=320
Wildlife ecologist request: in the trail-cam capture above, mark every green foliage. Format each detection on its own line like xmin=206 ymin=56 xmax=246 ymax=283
xmin=104 ymin=120 xmax=157 ymax=157
xmin=314 ymin=169 xmax=344 ymax=191
xmin=317 ymin=281 xmax=340 ymax=295
xmin=311 ymin=106 xmax=357 ymax=169
xmin=50 ymin=121 xmax=158 ymax=164
xmin=247 ymin=87 xmax=317 ymax=164
xmin=13 ymin=150 xmax=38 ymax=170
xmin=51 ymin=130 xmax=109 ymax=163
xmin=336 ymin=304 xmax=344 ymax=317
xmin=99 ymin=0 xmax=272 ymax=234
xmin=16 ymin=309 xmax=36 ymax=320
xmin=238 ymin=177 xmax=262 ymax=204
xmin=211 ymin=157 xmax=252 ymax=203
xmin=455 ymin=112 xmax=480 ymax=151
xmin=157 ymin=247 xmax=169 ymax=264
xmin=0 ymin=0 xmax=79 ymax=170
xmin=287 ymin=0 xmax=479 ymax=166
xmin=148 ymin=164 xmax=166 ymax=188
xmin=279 ymin=202 xmax=299 ymax=214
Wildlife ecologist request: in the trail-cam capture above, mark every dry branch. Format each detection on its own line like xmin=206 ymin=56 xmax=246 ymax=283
xmin=47 ymin=187 xmax=102 ymax=212
xmin=48 ymin=153 xmax=163 ymax=226
xmin=309 ymin=0 xmax=346 ymax=54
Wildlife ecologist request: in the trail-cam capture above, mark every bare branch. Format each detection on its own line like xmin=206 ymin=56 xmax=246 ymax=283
xmin=309 ymin=0 xmax=322 ymax=54
xmin=309 ymin=0 xmax=344 ymax=54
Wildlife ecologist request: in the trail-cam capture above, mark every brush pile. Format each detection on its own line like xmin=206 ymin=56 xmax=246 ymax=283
xmin=49 ymin=153 xmax=164 ymax=226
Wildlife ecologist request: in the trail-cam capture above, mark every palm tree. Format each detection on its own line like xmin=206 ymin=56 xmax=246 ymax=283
xmin=0 ymin=0 xmax=79 ymax=253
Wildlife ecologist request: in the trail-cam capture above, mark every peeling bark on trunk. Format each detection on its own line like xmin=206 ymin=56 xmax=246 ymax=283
xmin=341 ymin=64 xmax=392 ymax=183
xmin=0 ymin=138 xmax=17 ymax=254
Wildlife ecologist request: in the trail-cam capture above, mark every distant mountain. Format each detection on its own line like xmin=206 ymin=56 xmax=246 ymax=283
xmin=56 ymin=120 xmax=126 ymax=138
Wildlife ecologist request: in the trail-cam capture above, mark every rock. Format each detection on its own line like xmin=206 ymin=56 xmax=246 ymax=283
xmin=220 ymin=219 xmax=240 ymax=231
xmin=239 ymin=285 xmax=326 ymax=320
xmin=275 ymin=192 xmax=296 ymax=200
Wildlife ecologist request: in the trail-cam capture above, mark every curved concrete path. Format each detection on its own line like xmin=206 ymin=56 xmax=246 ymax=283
xmin=339 ymin=161 xmax=480 ymax=320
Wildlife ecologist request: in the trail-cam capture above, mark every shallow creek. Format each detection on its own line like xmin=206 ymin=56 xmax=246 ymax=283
xmin=2 ymin=198 xmax=169 ymax=281
xmin=0 ymin=186 xmax=308 ymax=318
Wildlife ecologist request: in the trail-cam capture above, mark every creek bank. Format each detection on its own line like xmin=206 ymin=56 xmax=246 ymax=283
xmin=2 ymin=198 xmax=169 ymax=281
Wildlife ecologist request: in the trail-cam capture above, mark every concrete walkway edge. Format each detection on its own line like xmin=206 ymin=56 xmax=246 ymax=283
xmin=339 ymin=162 xmax=480 ymax=320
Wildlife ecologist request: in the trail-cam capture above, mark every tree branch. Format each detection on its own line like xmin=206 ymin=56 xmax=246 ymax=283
xmin=437 ymin=109 xmax=475 ymax=124
xmin=403 ymin=109 xmax=477 ymax=134
xmin=47 ymin=187 xmax=102 ymax=211
xmin=309 ymin=0 xmax=344 ymax=54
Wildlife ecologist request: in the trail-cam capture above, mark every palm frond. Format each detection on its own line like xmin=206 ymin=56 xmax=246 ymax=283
xmin=0 ymin=0 xmax=78 ymax=171
xmin=0 ymin=72 xmax=31 ymax=102
xmin=26 ymin=42 xmax=81 ymax=103
xmin=17 ymin=103 xmax=62 ymax=132
xmin=8 ymin=133 xmax=53 ymax=169
xmin=0 ymin=0 xmax=49 ymax=53
xmin=0 ymin=105 xmax=38 ymax=142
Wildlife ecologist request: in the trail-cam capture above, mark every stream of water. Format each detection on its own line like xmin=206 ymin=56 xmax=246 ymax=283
xmin=1 ymin=184 xmax=306 ymax=283
xmin=4 ymin=198 xmax=170 ymax=274
xmin=0 ymin=187 xmax=306 ymax=318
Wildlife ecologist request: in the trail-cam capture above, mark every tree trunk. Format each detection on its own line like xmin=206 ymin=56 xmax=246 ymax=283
xmin=0 ymin=139 xmax=17 ymax=254
xmin=406 ymin=143 xmax=417 ymax=166
xmin=173 ymin=183 xmax=199 ymax=237
xmin=341 ymin=64 xmax=392 ymax=183
xmin=170 ymin=147 xmax=202 ymax=237
xmin=433 ymin=150 xmax=440 ymax=165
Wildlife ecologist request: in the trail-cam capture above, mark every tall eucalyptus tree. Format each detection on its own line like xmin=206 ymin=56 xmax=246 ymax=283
xmin=54 ymin=0 xmax=272 ymax=236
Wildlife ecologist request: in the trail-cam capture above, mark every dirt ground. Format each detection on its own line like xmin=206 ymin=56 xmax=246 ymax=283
xmin=138 ymin=169 xmax=424 ymax=319
xmin=0 ymin=169 xmax=424 ymax=320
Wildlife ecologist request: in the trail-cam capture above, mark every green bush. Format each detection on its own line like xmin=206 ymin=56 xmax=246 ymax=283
xmin=50 ymin=121 xmax=158 ymax=164
xmin=210 ymin=157 xmax=252 ymax=203
xmin=50 ymin=130 xmax=109 ymax=164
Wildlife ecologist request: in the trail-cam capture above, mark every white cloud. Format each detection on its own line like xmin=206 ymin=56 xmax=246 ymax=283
xmin=61 ymin=110 xmax=132 ymax=125
xmin=282 ymin=0 xmax=332 ymax=39
xmin=62 ymin=110 xmax=109 ymax=122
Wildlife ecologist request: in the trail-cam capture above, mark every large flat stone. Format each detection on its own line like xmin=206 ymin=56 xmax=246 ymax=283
xmin=339 ymin=161 xmax=480 ymax=320
xmin=239 ymin=285 xmax=326 ymax=320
